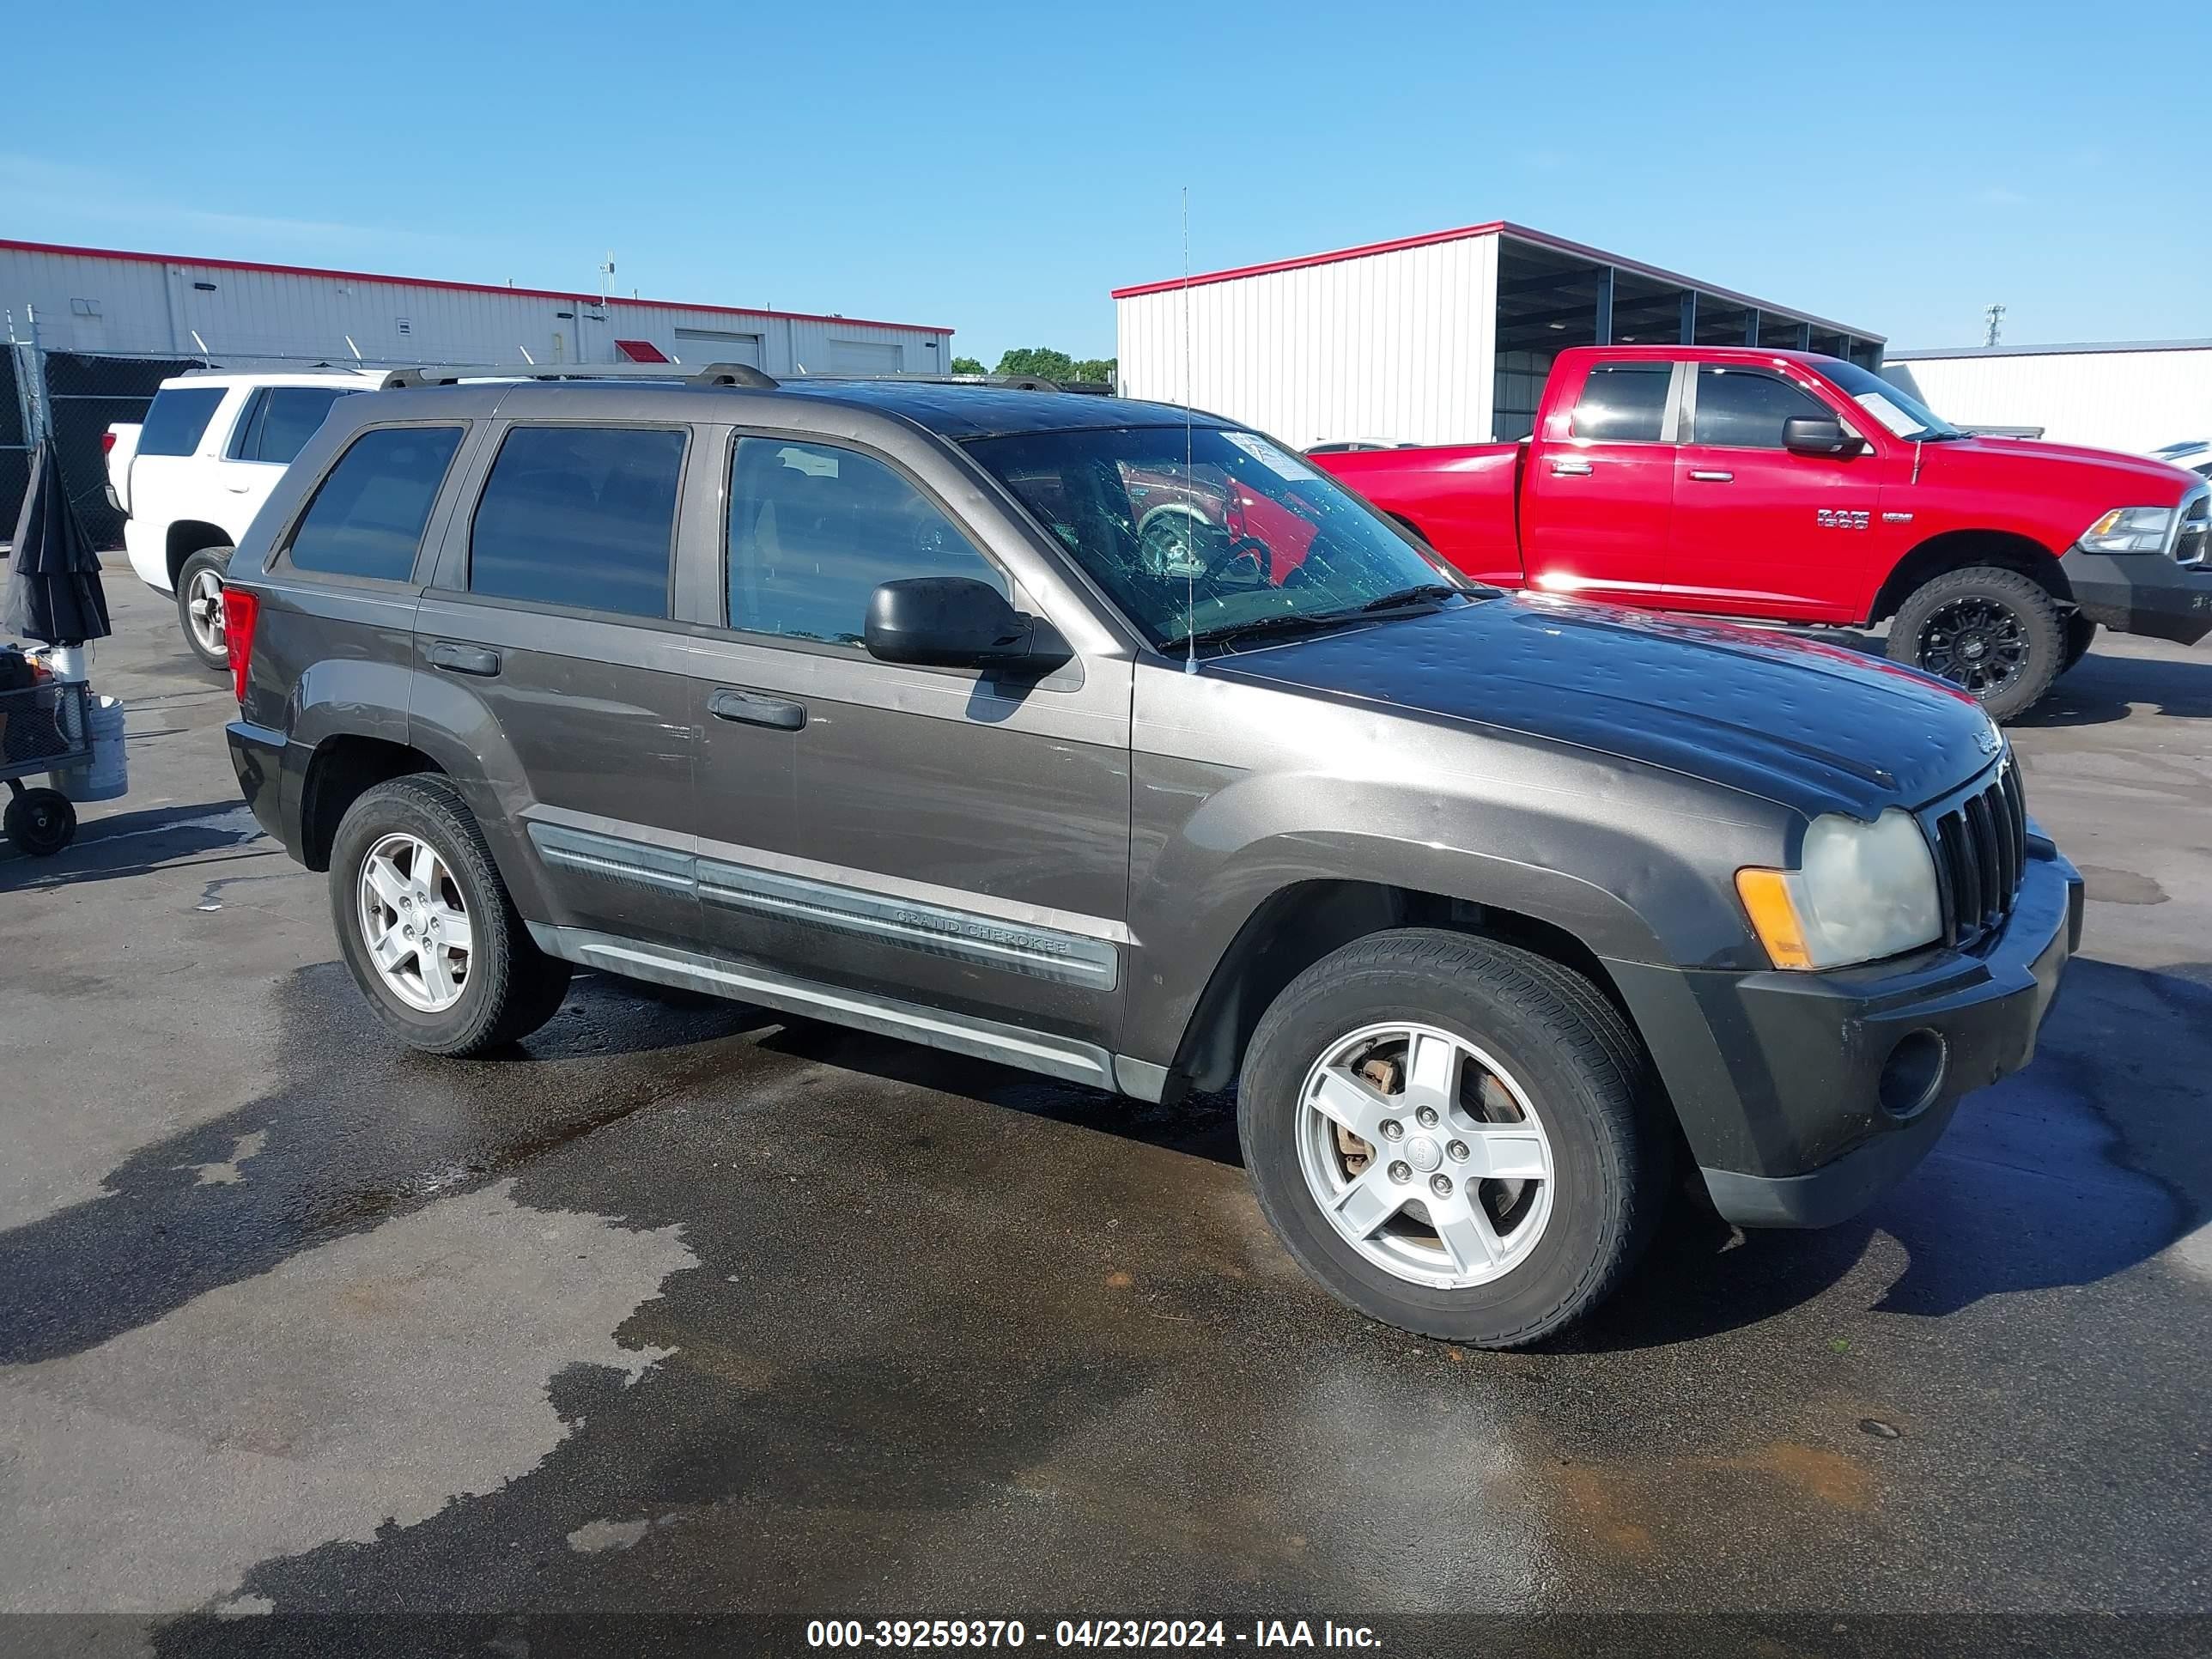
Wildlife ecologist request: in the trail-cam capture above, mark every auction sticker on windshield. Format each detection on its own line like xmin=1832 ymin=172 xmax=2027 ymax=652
xmin=1223 ymin=431 xmax=1322 ymax=482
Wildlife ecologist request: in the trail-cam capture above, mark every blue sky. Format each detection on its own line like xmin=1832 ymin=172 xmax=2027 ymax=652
xmin=6 ymin=0 xmax=2206 ymax=362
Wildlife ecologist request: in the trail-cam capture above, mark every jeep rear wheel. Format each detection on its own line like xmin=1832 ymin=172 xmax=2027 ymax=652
xmin=175 ymin=545 xmax=234 ymax=672
xmin=1887 ymin=565 xmax=2064 ymax=721
xmin=1237 ymin=929 xmax=1665 ymax=1349
xmin=330 ymin=775 xmax=570 ymax=1055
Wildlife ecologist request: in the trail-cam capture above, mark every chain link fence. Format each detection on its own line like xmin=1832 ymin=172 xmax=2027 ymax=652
xmin=2 ymin=341 xmax=206 ymax=552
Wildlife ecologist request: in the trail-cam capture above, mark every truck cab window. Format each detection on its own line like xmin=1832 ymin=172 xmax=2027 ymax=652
xmin=1570 ymin=364 xmax=1673 ymax=443
xmin=1693 ymin=367 xmax=1832 ymax=448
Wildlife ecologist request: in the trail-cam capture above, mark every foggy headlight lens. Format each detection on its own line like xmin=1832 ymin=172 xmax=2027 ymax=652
xmin=1735 ymin=809 xmax=1942 ymax=970
xmin=2079 ymin=506 xmax=2173 ymax=554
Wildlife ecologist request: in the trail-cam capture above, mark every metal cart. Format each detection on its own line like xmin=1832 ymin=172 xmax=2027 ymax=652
xmin=0 ymin=677 xmax=88 ymax=856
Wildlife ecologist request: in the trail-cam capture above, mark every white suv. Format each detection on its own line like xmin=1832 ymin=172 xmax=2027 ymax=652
xmin=106 ymin=369 xmax=379 ymax=667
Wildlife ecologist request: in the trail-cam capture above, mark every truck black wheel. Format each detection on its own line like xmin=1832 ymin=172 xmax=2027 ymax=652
xmin=175 ymin=545 xmax=234 ymax=672
xmin=1888 ymin=565 xmax=2063 ymax=721
xmin=1237 ymin=928 xmax=1667 ymax=1349
xmin=4 ymin=787 xmax=77 ymax=857
xmin=2061 ymin=612 xmax=2097 ymax=675
xmin=329 ymin=775 xmax=570 ymax=1056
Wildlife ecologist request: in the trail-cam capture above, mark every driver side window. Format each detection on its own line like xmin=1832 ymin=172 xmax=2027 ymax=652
xmin=725 ymin=438 xmax=1006 ymax=646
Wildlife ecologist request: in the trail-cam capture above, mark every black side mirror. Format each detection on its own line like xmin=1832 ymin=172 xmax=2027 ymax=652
xmin=1783 ymin=416 xmax=1865 ymax=457
xmin=864 ymin=577 xmax=1073 ymax=674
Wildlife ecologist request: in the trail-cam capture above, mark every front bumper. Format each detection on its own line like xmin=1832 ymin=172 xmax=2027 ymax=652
xmin=2060 ymin=546 xmax=2212 ymax=647
xmin=1610 ymin=837 xmax=2083 ymax=1229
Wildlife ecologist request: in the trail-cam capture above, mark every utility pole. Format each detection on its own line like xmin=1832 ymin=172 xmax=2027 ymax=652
xmin=1984 ymin=302 xmax=2005 ymax=349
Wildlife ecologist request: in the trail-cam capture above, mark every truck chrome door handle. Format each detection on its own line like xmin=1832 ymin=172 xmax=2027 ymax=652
xmin=1688 ymin=470 xmax=1735 ymax=483
xmin=709 ymin=687 xmax=806 ymax=732
xmin=428 ymin=641 xmax=501 ymax=677
xmin=1550 ymin=459 xmax=1594 ymax=477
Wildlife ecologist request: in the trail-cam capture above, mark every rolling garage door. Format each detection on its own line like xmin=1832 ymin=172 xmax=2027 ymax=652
xmin=674 ymin=326 xmax=764 ymax=368
xmin=823 ymin=337 xmax=900 ymax=374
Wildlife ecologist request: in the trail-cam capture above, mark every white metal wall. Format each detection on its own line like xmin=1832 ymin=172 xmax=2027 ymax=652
xmin=1885 ymin=347 xmax=2212 ymax=453
xmin=1116 ymin=236 xmax=1500 ymax=447
xmin=0 ymin=245 xmax=952 ymax=376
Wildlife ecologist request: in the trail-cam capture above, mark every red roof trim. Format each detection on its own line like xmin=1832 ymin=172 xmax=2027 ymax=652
xmin=0 ymin=238 xmax=955 ymax=337
xmin=1109 ymin=220 xmax=1881 ymax=341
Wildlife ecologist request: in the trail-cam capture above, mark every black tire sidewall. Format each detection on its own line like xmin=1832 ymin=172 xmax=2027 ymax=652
xmin=1239 ymin=943 xmax=1640 ymax=1346
xmin=329 ymin=780 xmax=521 ymax=1052
xmin=6 ymin=787 xmax=76 ymax=856
xmin=1889 ymin=566 xmax=2063 ymax=721
xmin=175 ymin=546 xmax=234 ymax=672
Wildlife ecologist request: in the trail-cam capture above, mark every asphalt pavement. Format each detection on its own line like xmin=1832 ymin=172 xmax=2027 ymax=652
xmin=2 ymin=573 xmax=2208 ymax=1656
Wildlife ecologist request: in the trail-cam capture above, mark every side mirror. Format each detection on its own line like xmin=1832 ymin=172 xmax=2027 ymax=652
xmin=1783 ymin=416 xmax=1866 ymax=457
xmin=864 ymin=577 xmax=1073 ymax=674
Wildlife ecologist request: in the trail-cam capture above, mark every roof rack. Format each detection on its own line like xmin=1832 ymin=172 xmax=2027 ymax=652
xmin=373 ymin=363 xmax=1112 ymax=395
xmin=378 ymin=361 xmax=777 ymax=391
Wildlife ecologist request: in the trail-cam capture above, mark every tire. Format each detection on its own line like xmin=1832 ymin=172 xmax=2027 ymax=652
xmin=329 ymin=775 xmax=570 ymax=1055
xmin=4 ymin=787 xmax=77 ymax=857
xmin=1887 ymin=565 xmax=2064 ymax=721
xmin=175 ymin=545 xmax=234 ymax=672
xmin=1237 ymin=928 xmax=1667 ymax=1349
xmin=2061 ymin=612 xmax=2097 ymax=676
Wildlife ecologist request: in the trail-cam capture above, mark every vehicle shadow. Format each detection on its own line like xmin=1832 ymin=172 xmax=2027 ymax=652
xmin=0 ymin=798 xmax=265 ymax=890
xmin=0 ymin=963 xmax=775 ymax=1367
xmin=1796 ymin=625 xmax=2212 ymax=726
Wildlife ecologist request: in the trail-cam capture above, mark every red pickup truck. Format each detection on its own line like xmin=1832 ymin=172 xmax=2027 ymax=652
xmin=1312 ymin=345 xmax=2212 ymax=718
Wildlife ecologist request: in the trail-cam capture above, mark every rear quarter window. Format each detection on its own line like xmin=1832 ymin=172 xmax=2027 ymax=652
xmin=286 ymin=426 xmax=465 ymax=582
xmin=136 ymin=386 xmax=228 ymax=457
xmin=467 ymin=426 xmax=688 ymax=618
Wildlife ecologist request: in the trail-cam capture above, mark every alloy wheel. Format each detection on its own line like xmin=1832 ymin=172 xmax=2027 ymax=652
xmin=1295 ymin=1021 xmax=1554 ymax=1289
xmin=185 ymin=568 xmax=227 ymax=659
xmin=357 ymin=832 xmax=474 ymax=1012
xmin=1918 ymin=596 xmax=2028 ymax=698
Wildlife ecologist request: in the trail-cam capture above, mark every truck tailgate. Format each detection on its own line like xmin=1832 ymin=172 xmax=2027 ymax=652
xmin=105 ymin=422 xmax=142 ymax=516
xmin=1311 ymin=442 xmax=1526 ymax=587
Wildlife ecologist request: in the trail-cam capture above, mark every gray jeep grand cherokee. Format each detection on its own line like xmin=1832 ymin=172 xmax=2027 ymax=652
xmin=222 ymin=364 xmax=2083 ymax=1348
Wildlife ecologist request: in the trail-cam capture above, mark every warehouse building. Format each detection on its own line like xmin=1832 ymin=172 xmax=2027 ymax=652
xmin=1882 ymin=340 xmax=2212 ymax=455
xmin=1112 ymin=221 xmax=1884 ymax=447
xmin=0 ymin=238 xmax=955 ymax=376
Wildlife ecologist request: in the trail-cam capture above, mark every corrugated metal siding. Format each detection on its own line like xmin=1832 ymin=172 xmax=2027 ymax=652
xmin=1885 ymin=348 xmax=2212 ymax=453
xmin=0 ymin=246 xmax=951 ymax=375
xmin=1116 ymin=236 xmax=1498 ymax=447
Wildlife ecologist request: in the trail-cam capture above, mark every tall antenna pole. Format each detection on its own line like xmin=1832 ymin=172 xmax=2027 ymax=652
xmin=1983 ymin=302 xmax=2005 ymax=349
xmin=1182 ymin=185 xmax=1197 ymax=677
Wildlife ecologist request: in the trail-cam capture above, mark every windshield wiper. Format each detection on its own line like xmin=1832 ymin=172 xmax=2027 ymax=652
xmin=1358 ymin=583 xmax=1462 ymax=612
xmin=1164 ymin=611 xmax=1366 ymax=653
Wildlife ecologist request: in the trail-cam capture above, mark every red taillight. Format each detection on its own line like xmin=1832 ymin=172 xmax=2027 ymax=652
xmin=222 ymin=587 xmax=259 ymax=704
xmin=100 ymin=430 xmax=117 ymax=456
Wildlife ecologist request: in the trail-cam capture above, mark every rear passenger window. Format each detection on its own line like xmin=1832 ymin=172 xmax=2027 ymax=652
xmin=1693 ymin=366 xmax=1833 ymax=447
xmin=1570 ymin=363 xmax=1673 ymax=442
xmin=248 ymin=386 xmax=361 ymax=465
xmin=137 ymin=386 xmax=227 ymax=457
xmin=288 ymin=426 xmax=464 ymax=581
xmin=725 ymin=438 xmax=1005 ymax=646
xmin=468 ymin=427 xmax=686 ymax=618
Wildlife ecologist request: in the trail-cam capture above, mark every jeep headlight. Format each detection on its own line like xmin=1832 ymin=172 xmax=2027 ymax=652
xmin=2079 ymin=505 xmax=2174 ymax=554
xmin=1735 ymin=809 xmax=1942 ymax=970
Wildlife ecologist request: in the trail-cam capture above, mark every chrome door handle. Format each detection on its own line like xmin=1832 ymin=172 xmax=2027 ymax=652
xmin=1550 ymin=459 xmax=1594 ymax=477
xmin=1688 ymin=470 xmax=1735 ymax=483
xmin=709 ymin=687 xmax=806 ymax=732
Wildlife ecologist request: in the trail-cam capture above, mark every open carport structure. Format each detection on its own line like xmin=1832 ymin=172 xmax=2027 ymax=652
xmin=1113 ymin=221 xmax=1885 ymax=447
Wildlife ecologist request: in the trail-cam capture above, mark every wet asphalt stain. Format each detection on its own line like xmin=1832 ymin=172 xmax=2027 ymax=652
xmin=2077 ymin=864 xmax=2170 ymax=906
xmin=0 ymin=963 xmax=769 ymax=1368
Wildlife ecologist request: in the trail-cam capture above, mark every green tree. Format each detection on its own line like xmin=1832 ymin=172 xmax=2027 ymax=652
xmin=994 ymin=347 xmax=1116 ymax=386
xmin=950 ymin=355 xmax=988 ymax=375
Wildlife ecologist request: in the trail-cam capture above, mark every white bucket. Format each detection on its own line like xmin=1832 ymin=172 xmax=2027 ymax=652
xmin=52 ymin=694 xmax=127 ymax=803
xmin=36 ymin=642 xmax=94 ymax=683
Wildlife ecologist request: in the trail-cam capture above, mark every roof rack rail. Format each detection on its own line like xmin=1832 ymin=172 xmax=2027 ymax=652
xmin=378 ymin=361 xmax=778 ymax=391
xmin=782 ymin=371 xmax=1112 ymax=395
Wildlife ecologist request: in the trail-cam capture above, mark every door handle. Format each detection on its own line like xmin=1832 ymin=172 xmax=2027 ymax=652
xmin=428 ymin=641 xmax=501 ymax=677
xmin=224 ymin=483 xmax=252 ymax=494
xmin=709 ymin=687 xmax=806 ymax=732
xmin=1550 ymin=459 xmax=1595 ymax=477
xmin=1687 ymin=470 xmax=1735 ymax=483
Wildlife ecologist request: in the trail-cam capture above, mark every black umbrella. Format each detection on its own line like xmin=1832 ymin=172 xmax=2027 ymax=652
xmin=3 ymin=440 xmax=112 ymax=648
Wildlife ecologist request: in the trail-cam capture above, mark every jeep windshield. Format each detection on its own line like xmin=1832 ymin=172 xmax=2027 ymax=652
xmin=966 ymin=423 xmax=1471 ymax=653
xmin=1817 ymin=358 xmax=1964 ymax=443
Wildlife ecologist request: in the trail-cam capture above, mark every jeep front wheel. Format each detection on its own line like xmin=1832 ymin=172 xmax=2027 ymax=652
xmin=1237 ymin=930 xmax=1665 ymax=1349
xmin=1887 ymin=565 xmax=2064 ymax=721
